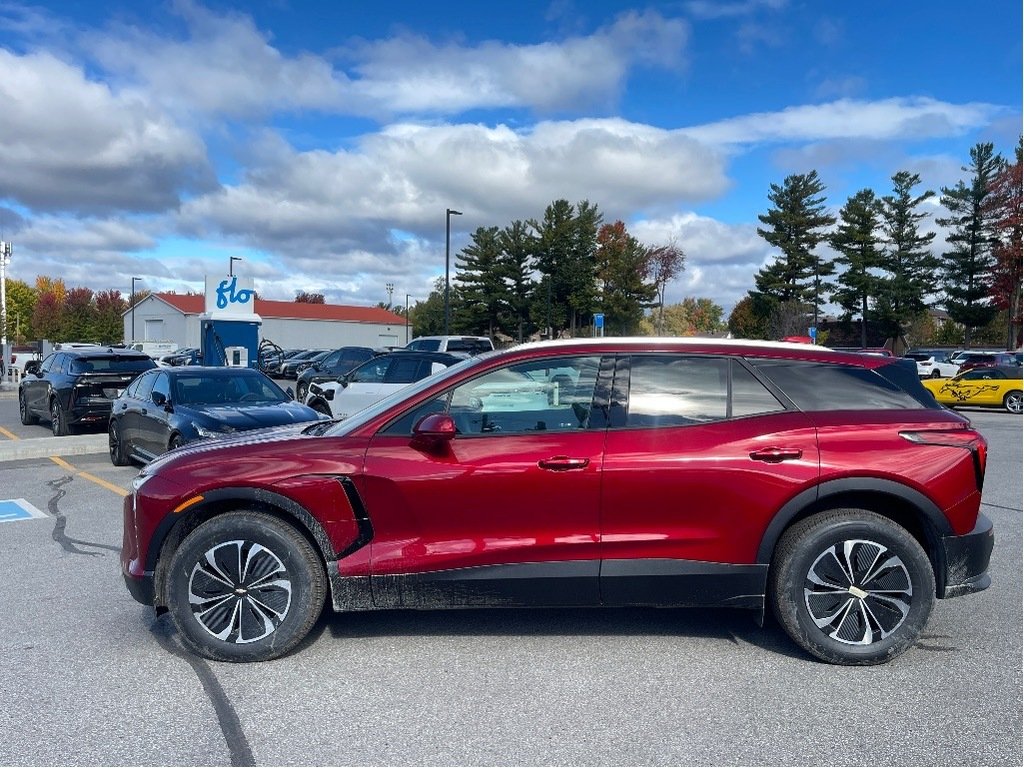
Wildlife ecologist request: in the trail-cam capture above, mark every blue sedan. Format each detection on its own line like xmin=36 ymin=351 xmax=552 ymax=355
xmin=109 ymin=366 xmax=324 ymax=465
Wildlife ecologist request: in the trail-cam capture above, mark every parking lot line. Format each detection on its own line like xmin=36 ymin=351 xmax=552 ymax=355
xmin=49 ymin=456 xmax=129 ymax=498
xmin=0 ymin=426 xmax=19 ymax=440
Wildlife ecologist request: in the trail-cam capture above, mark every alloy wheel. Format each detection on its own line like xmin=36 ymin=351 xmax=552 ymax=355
xmin=1005 ymin=391 xmax=1023 ymax=414
xmin=803 ymin=538 xmax=912 ymax=645
xmin=187 ymin=540 xmax=293 ymax=644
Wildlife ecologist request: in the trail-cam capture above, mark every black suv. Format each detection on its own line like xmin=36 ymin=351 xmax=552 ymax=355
xmin=20 ymin=348 xmax=156 ymax=435
xmin=294 ymin=346 xmax=377 ymax=402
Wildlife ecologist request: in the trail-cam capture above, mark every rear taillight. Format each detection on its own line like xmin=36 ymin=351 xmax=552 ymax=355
xmin=900 ymin=429 xmax=988 ymax=491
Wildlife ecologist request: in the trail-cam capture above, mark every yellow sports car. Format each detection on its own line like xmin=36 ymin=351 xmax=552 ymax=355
xmin=923 ymin=366 xmax=1023 ymax=414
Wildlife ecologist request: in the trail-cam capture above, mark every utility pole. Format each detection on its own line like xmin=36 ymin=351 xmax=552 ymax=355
xmin=444 ymin=208 xmax=462 ymax=335
xmin=405 ymin=294 xmax=411 ymax=344
xmin=0 ymin=241 xmax=11 ymax=367
xmin=386 ymin=282 xmax=394 ymax=309
xmin=130 ymin=277 xmax=142 ymax=343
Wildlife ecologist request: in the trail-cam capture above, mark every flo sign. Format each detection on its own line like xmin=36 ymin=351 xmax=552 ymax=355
xmin=205 ymin=275 xmax=257 ymax=318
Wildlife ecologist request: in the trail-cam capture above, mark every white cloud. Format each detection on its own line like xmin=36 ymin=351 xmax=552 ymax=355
xmin=84 ymin=3 xmax=687 ymax=119
xmin=684 ymin=98 xmax=1003 ymax=146
xmin=0 ymin=49 xmax=213 ymax=214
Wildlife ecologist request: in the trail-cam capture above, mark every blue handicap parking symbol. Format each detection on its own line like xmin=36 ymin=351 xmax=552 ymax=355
xmin=0 ymin=499 xmax=47 ymax=523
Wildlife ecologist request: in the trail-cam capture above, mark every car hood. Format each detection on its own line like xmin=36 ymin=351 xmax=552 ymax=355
xmin=185 ymin=401 xmax=321 ymax=429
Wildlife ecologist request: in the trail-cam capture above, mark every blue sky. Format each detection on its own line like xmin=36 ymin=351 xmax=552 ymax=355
xmin=0 ymin=0 xmax=1020 ymax=317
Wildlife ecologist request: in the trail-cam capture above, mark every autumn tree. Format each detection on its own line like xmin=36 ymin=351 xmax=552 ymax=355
xmin=937 ymin=142 xmax=1003 ymax=345
xmin=984 ymin=136 xmax=1022 ymax=349
xmin=752 ymin=170 xmax=836 ymax=327
xmin=641 ymin=298 xmax=724 ymax=336
xmin=594 ymin=221 xmax=656 ymax=335
xmin=2 ymin=278 xmax=37 ymax=343
xmin=94 ymin=289 xmax=127 ymax=343
xmin=830 ymin=189 xmax=884 ymax=347
xmin=60 ymin=287 xmax=95 ymax=341
xmin=727 ymin=296 xmax=769 ymax=339
xmin=648 ymin=241 xmax=686 ymax=335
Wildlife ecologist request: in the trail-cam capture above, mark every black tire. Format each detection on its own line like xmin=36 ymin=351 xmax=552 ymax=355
xmin=50 ymin=398 xmax=69 ymax=436
xmin=109 ymin=421 xmax=131 ymax=466
xmin=1003 ymin=389 xmax=1022 ymax=414
xmin=168 ymin=434 xmax=186 ymax=451
xmin=295 ymin=381 xmax=308 ymax=402
xmin=930 ymin=369 xmax=941 ymax=379
xmin=19 ymin=391 xmax=37 ymax=425
xmin=769 ymin=509 xmax=934 ymax=665
xmin=164 ymin=511 xmax=326 ymax=662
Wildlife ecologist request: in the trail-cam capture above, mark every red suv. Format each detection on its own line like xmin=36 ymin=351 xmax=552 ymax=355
xmin=121 ymin=339 xmax=993 ymax=665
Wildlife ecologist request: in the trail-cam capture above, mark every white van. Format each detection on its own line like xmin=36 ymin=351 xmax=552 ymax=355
xmin=128 ymin=341 xmax=180 ymax=359
xmin=405 ymin=335 xmax=494 ymax=355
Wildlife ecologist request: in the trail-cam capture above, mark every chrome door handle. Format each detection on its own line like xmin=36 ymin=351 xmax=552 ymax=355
xmin=538 ymin=456 xmax=590 ymax=471
xmin=749 ymin=447 xmax=803 ymax=463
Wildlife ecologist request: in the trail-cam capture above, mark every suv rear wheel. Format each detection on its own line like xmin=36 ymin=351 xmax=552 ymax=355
xmin=19 ymin=391 xmax=37 ymax=425
xmin=769 ymin=509 xmax=934 ymax=665
xmin=165 ymin=511 xmax=326 ymax=662
xmin=50 ymin=398 xmax=69 ymax=436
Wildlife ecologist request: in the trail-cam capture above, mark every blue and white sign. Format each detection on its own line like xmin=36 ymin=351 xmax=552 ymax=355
xmin=0 ymin=498 xmax=47 ymax=523
xmin=594 ymin=313 xmax=605 ymax=329
xmin=205 ymin=275 xmax=257 ymax=318
xmin=808 ymin=326 xmax=817 ymax=341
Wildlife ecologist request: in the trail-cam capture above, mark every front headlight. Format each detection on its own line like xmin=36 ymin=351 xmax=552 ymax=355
xmin=193 ymin=422 xmax=236 ymax=439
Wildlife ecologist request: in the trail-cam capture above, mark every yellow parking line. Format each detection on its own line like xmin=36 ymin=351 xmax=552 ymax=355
xmin=49 ymin=456 xmax=129 ymax=497
xmin=0 ymin=426 xmax=19 ymax=440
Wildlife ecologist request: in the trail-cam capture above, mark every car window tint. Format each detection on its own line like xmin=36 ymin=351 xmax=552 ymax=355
xmin=350 ymin=358 xmax=389 ymax=383
xmin=751 ymin=361 xmax=925 ymax=410
xmin=385 ymin=357 xmax=426 ymax=384
xmin=408 ymin=339 xmax=440 ymax=351
xmin=39 ymin=354 xmax=56 ymax=373
xmin=321 ymin=351 xmax=341 ymax=368
xmin=731 ymin=361 xmax=785 ymax=417
xmin=625 ymin=356 xmax=728 ymax=427
xmin=134 ymin=372 xmax=158 ymax=400
xmin=152 ymin=373 xmax=171 ymax=402
xmin=448 ymin=356 xmax=600 ymax=435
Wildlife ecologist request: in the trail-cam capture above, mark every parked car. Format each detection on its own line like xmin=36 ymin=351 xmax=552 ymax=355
xmin=294 ymin=346 xmax=377 ymax=402
xmin=20 ymin=347 xmax=157 ymax=435
xmin=6 ymin=345 xmax=41 ymax=375
xmin=904 ymin=353 xmax=960 ymax=379
xmin=956 ymin=351 xmax=1020 ymax=374
xmin=109 ymin=366 xmax=324 ymax=465
xmin=292 ymin=350 xmax=332 ymax=379
xmin=158 ymin=347 xmax=200 ymax=367
xmin=406 ymin=335 xmax=494 ymax=354
xmin=277 ymin=349 xmax=327 ymax=378
xmin=122 ymin=338 xmax=993 ymax=665
xmin=305 ymin=350 xmax=462 ymax=419
xmin=922 ymin=366 xmax=1023 ymax=413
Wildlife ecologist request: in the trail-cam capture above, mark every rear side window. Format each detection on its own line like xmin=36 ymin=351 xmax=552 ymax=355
xmin=751 ymin=360 xmax=930 ymax=411
xmin=385 ymin=357 xmax=427 ymax=384
xmin=407 ymin=339 xmax=441 ymax=351
xmin=624 ymin=356 xmax=784 ymax=427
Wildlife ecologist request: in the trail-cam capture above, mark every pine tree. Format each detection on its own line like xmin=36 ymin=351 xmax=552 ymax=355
xmin=753 ymin=170 xmax=836 ymax=328
xmin=498 ymin=220 xmax=536 ymax=342
xmin=830 ymin=189 xmax=884 ymax=347
xmin=455 ymin=226 xmax=506 ymax=338
xmin=937 ymin=142 xmax=1004 ymax=345
xmin=876 ymin=171 xmax=937 ymax=346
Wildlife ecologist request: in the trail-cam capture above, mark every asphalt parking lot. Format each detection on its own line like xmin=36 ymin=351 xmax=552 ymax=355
xmin=0 ymin=386 xmax=1020 ymax=766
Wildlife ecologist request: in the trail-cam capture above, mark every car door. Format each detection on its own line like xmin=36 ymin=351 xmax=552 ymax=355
xmin=114 ymin=371 xmax=156 ymax=452
xmin=330 ymin=357 xmax=390 ymax=418
xmin=358 ymin=354 xmax=607 ymax=608
xmin=599 ymin=355 xmax=819 ymax=607
xmin=137 ymin=372 xmax=174 ymax=455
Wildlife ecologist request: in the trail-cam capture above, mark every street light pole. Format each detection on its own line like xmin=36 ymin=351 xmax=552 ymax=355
xmin=386 ymin=282 xmax=394 ymax=309
xmin=405 ymin=293 xmax=411 ymax=344
xmin=0 ymin=241 xmax=11 ymax=359
xmin=444 ymin=208 xmax=462 ymax=335
xmin=230 ymin=256 xmax=242 ymax=277
xmin=130 ymin=277 xmax=142 ymax=343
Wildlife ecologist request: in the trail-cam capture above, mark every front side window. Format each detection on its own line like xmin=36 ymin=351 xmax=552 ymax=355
xmin=349 ymin=357 xmax=390 ymax=383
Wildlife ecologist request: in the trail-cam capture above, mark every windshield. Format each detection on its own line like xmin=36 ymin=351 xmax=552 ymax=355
xmin=323 ymin=352 xmax=493 ymax=436
xmin=173 ymin=373 xmax=289 ymax=405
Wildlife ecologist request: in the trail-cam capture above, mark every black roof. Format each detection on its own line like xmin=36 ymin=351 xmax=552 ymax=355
xmin=61 ymin=347 xmax=151 ymax=359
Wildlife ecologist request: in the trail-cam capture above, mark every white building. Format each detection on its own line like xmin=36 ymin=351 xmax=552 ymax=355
xmin=123 ymin=293 xmax=409 ymax=350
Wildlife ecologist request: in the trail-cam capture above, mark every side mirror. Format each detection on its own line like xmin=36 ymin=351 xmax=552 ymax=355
xmin=24 ymin=361 xmax=41 ymax=376
xmin=336 ymin=375 xmax=350 ymax=388
xmin=286 ymin=387 xmax=295 ymax=399
xmin=152 ymin=391 xmax=172 ymax=410
xmin=411 ymin=413 xmax=457 ymax=451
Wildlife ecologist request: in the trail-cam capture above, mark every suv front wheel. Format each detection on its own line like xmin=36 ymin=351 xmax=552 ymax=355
xmin=770 ymin=509 xmax=935 ymax=665
xmin=165 ymin=511 xmax=326 ymax=662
